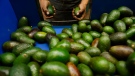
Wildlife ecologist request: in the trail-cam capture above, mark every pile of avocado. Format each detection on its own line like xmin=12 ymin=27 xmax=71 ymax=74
xmin=1 ymin=6 xmax=135 ymax=76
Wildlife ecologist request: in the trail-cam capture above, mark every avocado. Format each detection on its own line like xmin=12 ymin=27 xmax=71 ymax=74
xmin=79 ymin=19 xmax=91 ymax=25
xmin=37 ymin=21 xmax=52 ymax=30
xmin=16 ymin=26 xmax=32 ymax=34
xmin=18 ymin=16 xmax=29 ymax=28
xmin=72 ymin=32 xmax=82 ymax=40
xmin=100 ymin=13 xmax=108 ymax=25
xmin=13 ymin=53 xmax=30 ymax=65
xmin=109 ymin=45 xmax=134 ymax=59
xmin=89 ymin=31 xmax=101 ymax=39
xmin=42 ymin=26 xmax=56 ymax=34
xmin=62 ymin=28 xmax=73 ymax=37
xmin=16 ymin=35 xmax=35 ymax=45
xmin=47 ymin=5 xmax=54 ymax=16
xmin=90 ymin=20 xmax=103 ymax=32
xmin=12 ymin=43 xmax=33 ymax=56
xmin=127 ymin=39 xmax=135 ymax=50
xmin=47 ymin=47 xmax=70 ymax=63
xmin=0 ymin=66 xmax=11 ymax=76
xmin=40 ymin=61 xmax=70 ymax=76
xmin=67 ymin=62 xmax=80 ymax=76
xmin=77 ymin=63 xmax=93 ymax=76
xmin=102 ymin=26 xmax=115 ymax=35
xmin=9 ymin=63 xmax=31 ymax=76
xmin=126 ymin=52 xmax=135 ymax=73
xmin=49 ymin=37 xmax=60 ymax=49
xmin=78 ymin=22 xmax=87 ymax=32
xmin=100 ymin=52 xmax=118 ymax=64
xmin=32 ymin=50 xmax=48 ymax=63
xmin=75 ymin=38 xmax=90 ymax=49
xmin=63 ymin=38 xmax=74 ymax=43
xmin=107 ymin=62 xmax=116 ymax=75
xmin=74 ymin=6 xmax=81 ymax=17
xmin=84 ymin=46 xmax=101 ymax=57
xmin=126 ymin=27 xmax=135 ymax=39
xmin=69 ymin=54 xmax=79 ymax=65
xmin=91 ymin=38 xmax=99 ymax=47
xmin=27 ymin=61 xmax=40 ymax=76
xmin=86 ymin=25 xmax=92 ymax=32
xmin=116 ymin=61 xmax=133 ymax=76
xmin=28 ymin=28 xmax=40 ymax=39
xmin=71 ymin=24 xmax=78 ymax=33
xmin=70 ymin=42 xmax=85 ymax=54
xmin=77 ymin=51 xmax=91 ymax=65
xmin=109 ymin=32 xmax=127 ymax=45
xmin=106 ymin=9 xmax=120 ymax=24
xmin=130 ymin=23 xmax=135 ymax=28
xmin=22 ymin=47 xmax=42 ymax=56
xmin=90 ymin=56 xmax=109 ymax=74
xmin=0 ymin=71 xmax=7 ymax=76
xmin=82 ymin=32 xmax=93 ymax=44
xmin=54 ymin=39 xmax=71 ymax=51
xmin=113 ymin=20 xmax=126 ymax=32
xmin=122 ymin=17 xmax=133 ymax=28
xmin=10 ymin=31 xmax=27 ymax=40
xmin=118 ymin=6 xmax=133 ymax=18
xmin=45 ymin=33 xmax=57 ymax=43
xmin=57 ymin=33 xmax=69 ymax=40
xmin=33 ymin=31 xmax=47 ymax=43
xmin=2 ymin=41 xmax=20 ymax=52
xmin=0 ymin=52 xmax=16 ymax=66
xmin=97 ymin=35 xmax=111 ymax=52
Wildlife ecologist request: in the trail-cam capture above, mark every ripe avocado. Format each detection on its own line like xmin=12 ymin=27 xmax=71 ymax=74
xmin=27 ymin=61 xmax=40 ymax=76
xmin=18 ymin=16 xmax=29 ymax=28
xmin=16 ymin=26 xmax=32 ymax=34
xmin=47 ymin=5 xmax=54 ymax=16
xmin=70 ymin=42 xmax=85 ymax=54
xmin=118 ymin=6 xmax=133 ymax=18
xmin=106 ymin=9 xmax=120 ymax=24
xmin=37 ymin=21 xmax=52 ymax=30
xmin=40 ymin=61 xmax=70 ymax=76
xmin=90 ymin=20 xmax=103 ymax=32
xmin=100 ymin=13 xmax=108 ymax=25
xmin=109 ymin=32 xmax=127 ymax=45
xmin=2 ymin=41 xmax=20 ymax=52
xmin=0 ymin=66 xmax=11 ymax=76
xmin=126 ymin=52 xmax=135 ymax=73
xmin=12 ymin=43 xmax=33 ymax=56
xmin=113 ymin=20 xmax=126 ymax=32
xmin=9 ymin=63 xmax=31 ymax=76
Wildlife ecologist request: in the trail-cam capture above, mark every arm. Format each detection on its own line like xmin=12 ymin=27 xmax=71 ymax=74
xmin=39 ymin=0 xmax=54 ymax=18
xmin=39 ymin=0 xmax=50 ymax=14
xmin=73 ymin=0 xmax=89 ymax=20
xmin=79 ymin=0 xmax=89 ymax=12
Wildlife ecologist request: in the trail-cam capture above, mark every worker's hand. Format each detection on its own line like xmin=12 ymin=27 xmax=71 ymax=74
xmin=72 ymin=3 xmax=87 ymax=20
xmin=39 ymin=0 xmax=55 ymax=18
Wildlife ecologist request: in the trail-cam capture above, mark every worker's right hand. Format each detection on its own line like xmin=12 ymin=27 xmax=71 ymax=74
xmin=39 ymin=0 xmax=55 ymax=19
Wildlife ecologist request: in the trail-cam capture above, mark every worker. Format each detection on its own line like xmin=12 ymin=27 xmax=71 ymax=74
xmin=39 ymin=0 xmax=91 ymax=23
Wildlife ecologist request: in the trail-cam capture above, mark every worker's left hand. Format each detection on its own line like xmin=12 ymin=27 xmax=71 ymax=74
xmin=72 ymin=3 xmax=87 ymax=20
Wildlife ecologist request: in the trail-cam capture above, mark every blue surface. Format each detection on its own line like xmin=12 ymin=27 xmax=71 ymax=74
xmin=0 ymin=0 xmax=135 ymax=54
xmin=9 ymin=0 xmax=41 ymax=26
xmin=0 ymin=0 xmax=17 ymax=54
